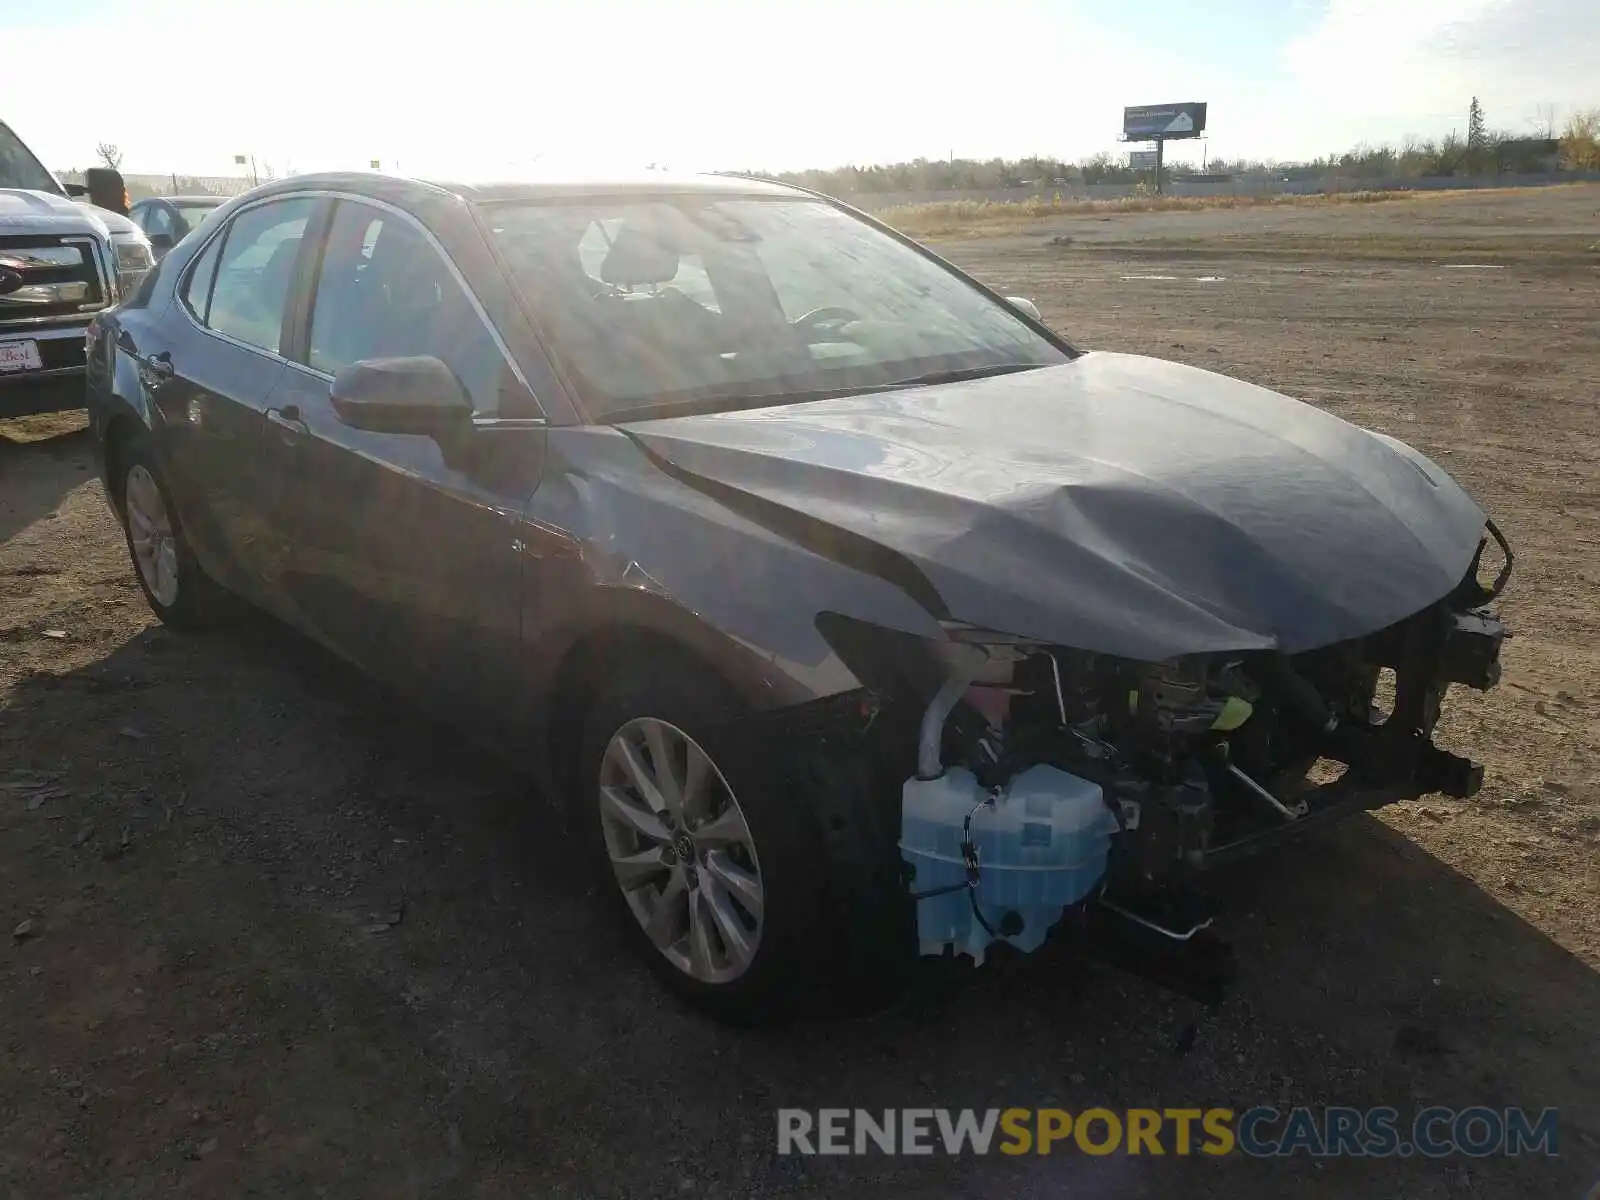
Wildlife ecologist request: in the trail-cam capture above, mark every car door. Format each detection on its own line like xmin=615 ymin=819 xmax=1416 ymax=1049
xmin=148 ymin=195 xmax=322 ymax=606
xmin=269 ymin=196 xmax=543 ymax=731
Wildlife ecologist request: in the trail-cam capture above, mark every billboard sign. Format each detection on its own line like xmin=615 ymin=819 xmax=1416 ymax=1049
xmin=1128 ymin=150 xmax=1159 ymax=169
xmin=1123 ymin=102 xmax=1207 ymax=140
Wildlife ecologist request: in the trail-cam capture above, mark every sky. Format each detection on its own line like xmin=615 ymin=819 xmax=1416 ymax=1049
xmin=3 ymin=0 xmax=1596 ymax=179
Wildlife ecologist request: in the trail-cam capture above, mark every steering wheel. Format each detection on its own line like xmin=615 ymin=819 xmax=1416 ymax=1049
xmin=791 ymin=305 xmax=861 ymax=340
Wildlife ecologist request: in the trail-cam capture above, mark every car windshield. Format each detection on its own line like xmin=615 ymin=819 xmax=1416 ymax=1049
xmin=483 ymin=194 xmax=1069 ymax=419
xmin=0 ymin=123 xmax=61 ymax=194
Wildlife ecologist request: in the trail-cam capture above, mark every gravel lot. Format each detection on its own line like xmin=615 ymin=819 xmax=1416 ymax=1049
xmin=2 ymin=184 xmax=1597 ymax=1198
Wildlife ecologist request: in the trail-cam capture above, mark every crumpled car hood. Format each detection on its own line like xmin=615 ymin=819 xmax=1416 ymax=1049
xmin=623 ymin=352 xmax=1488 ymax=662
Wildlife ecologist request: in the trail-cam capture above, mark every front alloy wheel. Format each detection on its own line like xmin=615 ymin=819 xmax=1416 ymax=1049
xmin=597 ymin=717 xmax=765 ymax=985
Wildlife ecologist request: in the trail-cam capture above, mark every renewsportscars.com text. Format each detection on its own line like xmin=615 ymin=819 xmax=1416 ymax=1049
xmin=776 ymin=1106 xmax=1560 ymax=1158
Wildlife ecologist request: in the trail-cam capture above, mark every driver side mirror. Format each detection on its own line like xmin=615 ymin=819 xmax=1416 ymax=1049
xmin=329 ymin=356 xmax=473 ymax=436
xmin=147 ymin=232 xmax=174 ymax=256
xmin=63 ymin=182 xmax=88 ymax=198
xmin=1005 ymin=296 xmax=1042 ymax=322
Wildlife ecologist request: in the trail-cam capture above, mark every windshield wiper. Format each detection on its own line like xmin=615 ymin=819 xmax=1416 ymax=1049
xmin=607 ymin=385 xmax=879 ymax=424
xmin=880 ymin=362 xmax=1044 ymax=390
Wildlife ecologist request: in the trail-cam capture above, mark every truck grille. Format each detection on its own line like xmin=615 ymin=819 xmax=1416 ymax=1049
xmin=0 ymin=235 xmax=107 ymax=323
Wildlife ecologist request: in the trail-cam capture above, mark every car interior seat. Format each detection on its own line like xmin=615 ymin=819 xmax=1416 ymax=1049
xmin=598 ymin=223 xmax=725 ymax=356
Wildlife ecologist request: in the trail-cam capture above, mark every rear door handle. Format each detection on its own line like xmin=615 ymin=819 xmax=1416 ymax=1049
xmin=266 ymin=404 xmax=307 ymax=441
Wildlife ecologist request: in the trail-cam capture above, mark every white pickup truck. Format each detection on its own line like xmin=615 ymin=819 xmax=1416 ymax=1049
xmin=1 ymin=119 xmax=155 ymax=418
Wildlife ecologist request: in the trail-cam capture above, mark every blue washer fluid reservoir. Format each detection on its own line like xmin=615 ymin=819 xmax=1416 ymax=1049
xmin=900 ymin=764 xmax=1118 ymax=964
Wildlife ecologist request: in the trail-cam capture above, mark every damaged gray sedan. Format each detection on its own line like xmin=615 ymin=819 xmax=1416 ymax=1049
xmin=87 ymin=170 xmax=1512 ymax=1021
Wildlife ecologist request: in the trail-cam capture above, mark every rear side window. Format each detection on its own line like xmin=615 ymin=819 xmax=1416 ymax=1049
xmin=181 ymin=235 xmax=223 ymax=322
xmin=200 ymin=197 xmax=315 ymax=355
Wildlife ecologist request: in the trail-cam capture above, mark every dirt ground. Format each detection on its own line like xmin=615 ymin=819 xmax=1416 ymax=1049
xmin=3 ymin=185 xmax=1597 ymax=1199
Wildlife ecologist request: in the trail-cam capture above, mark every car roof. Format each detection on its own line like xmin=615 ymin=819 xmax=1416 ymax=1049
xmin=437 ymin=172 xmax=802 ymax=202
xmin=242 ymin=169 xmax=808 ymax=207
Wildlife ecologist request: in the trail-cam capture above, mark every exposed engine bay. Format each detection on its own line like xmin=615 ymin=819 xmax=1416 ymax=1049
xmin=822 ymin=522 xmax=1513 ymax=972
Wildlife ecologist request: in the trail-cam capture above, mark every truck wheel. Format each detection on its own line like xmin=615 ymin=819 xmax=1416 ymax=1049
xmin=116 ymin=439 xmax=229 ymax=631
xmin=578 ymin=660 xmax=827 ymax=1024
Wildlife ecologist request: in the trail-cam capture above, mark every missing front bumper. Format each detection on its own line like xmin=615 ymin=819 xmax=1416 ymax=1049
xmin=1197 ymin=752 xmax=1471 ymax=870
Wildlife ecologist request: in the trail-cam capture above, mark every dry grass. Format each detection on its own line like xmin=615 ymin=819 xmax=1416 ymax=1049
xmin=879 ymin=188 xmax=1417 ymax=238
xmin=1073 ymin=232 xmax=1600 ymax=264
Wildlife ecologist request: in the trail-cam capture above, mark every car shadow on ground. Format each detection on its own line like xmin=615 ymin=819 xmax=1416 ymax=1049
xmin=0 ymin=417 xmax=95 ymax=547
xmin=5 ymin=611 xmax=1597 ymax=1199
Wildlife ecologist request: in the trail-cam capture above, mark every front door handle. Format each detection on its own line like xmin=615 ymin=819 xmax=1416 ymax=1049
xmin=266 ymin=404 xmax=307 ymax=442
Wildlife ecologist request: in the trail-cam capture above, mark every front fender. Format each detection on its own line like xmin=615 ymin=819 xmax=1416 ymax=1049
xmin=518 ymin=426 xmax=945 ymax=776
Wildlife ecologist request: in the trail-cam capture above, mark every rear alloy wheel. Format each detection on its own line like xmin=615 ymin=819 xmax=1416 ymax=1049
xmin=116 ymin=439 xmax=229 ymax=630
xmin=598 ymin=717 xmax=765 ymax=985
xmin=125 ymin=465 xmax=180 ymax=609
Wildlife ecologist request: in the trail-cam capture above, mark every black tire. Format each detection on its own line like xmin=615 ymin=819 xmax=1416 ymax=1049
xmin=114 ymin=435 xmax=230 ymax=631
xmin=577 ymin=657 xmax=830 ymax=1024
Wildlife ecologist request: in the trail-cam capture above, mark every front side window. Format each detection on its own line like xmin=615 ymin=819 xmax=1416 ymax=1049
xmin=485 ymin=195 xmax=1067 ymax=419
xmin=306 ymin=200 xmax=505 ymax=413
xmin=204 ymin=197 xmax=315 ymax=354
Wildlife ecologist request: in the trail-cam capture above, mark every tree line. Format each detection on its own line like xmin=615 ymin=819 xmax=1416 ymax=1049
xmin=743 ymin=104 xmax=1600 ymax=196
xmin=73 ymin=102 xmax=1600 ymax=199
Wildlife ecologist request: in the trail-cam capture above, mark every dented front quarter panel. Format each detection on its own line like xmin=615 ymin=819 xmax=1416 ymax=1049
xmin=517 ymin=426 xmax=944 ymax=763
